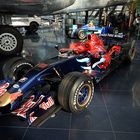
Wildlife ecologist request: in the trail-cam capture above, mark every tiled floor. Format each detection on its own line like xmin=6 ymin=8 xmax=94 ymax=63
xmin=0 ymin=26 xmax=140 ymax=140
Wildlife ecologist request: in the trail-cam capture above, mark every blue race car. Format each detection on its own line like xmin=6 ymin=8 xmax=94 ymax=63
xmin=66 ymin=21 xmax=119 ymax=40
xmin=0 ymin=36 xmax=135 ymax=126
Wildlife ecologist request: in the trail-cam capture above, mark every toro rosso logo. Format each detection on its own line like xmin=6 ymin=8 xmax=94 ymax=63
xmin=0 ymin=83 xmax=9 ymax=97
xmin=12 ymin=95 xmax=45 ymax=118
xmin=12 ymin=95 xmax=54 ymax=124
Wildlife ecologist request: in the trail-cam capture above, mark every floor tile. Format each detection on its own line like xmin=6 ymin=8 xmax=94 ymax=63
xmin=116 ymin=132 xmax=140 ymax=140
xmin=23 ymin=128 xmax=69 ymax=140
xmin=107 ymin=106 xmax=140 ymax=132
xmin=71 ymin=105 xmax=112 ymax=131
xmin=93 ymin=90 xmax=105 ymax=106
xmin=0 ymin=127 xmax=26 ymax=140
xmin=40 ymin=110 xmax=71 ymax=129
xmin=70 ymin=130 xmax=115 ymax=140
xmin=103 ymin=90 xmax=134 ymax=107
xmin=0 ymin=114 xmax=27 ymax=127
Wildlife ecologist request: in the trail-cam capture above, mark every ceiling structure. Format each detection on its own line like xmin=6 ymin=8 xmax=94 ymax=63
xmin=53 ymin=0 xmax=130 ymax=14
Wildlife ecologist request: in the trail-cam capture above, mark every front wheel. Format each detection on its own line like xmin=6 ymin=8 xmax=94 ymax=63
xmin=58 ymin=72 xmax=94 ymax=113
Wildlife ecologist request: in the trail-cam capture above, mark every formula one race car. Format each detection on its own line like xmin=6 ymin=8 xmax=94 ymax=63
xmin=0 ymin=34 xmax=136 ymax=126
xmin=66 ymin=21 xmax=119 ymax=40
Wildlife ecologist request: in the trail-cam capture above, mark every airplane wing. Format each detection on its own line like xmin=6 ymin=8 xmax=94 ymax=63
xmin=0 ymin=0 xmax=76 ymax=15
xmin=53 ymin=0 xmax=130 ymax=14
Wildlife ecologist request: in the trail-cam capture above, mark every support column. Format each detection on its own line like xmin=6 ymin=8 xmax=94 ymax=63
xmin=98 ymin=8 xmax=103 ymax=26
xmin=85 ymin=11 xmax=88 ymax=24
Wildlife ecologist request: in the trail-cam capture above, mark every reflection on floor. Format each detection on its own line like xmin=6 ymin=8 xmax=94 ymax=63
xmin=0 ymin=27 xmax=140 ymax=140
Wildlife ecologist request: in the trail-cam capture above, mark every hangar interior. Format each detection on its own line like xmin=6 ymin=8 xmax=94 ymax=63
xmin=0 ymin=0 xmax=140 ymax=140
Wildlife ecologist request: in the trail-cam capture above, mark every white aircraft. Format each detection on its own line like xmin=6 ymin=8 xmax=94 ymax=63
xmin=53 ymin=0 xmax=129 ymax=13
xmin=0 ymin=0 xmax=76 ymax=55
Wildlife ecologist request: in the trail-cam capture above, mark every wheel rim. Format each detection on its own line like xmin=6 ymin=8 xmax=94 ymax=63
xmin=79 ymin=31 xmax=85 ymax=39
xmin=0 ymin=33 xmax=17 ymax=52
xmin=77 ymin=84 xmax=92 ymax=107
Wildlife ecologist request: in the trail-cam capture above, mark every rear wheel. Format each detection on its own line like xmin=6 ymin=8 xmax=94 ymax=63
xmin=29 ymin=22 xmax=39 ymax=33
xmin=2 ymin=57 xmax=34 ymax=81
xmin=77 ymin=29 xmax=86 ymax=40
xmin=58 ymin=72 xmax=94 ymax=113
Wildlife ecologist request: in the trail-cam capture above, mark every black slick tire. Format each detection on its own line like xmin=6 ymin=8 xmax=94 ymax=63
xmin=58 ymin=72 xmax=94 ymax=113
xmin=2 ymin=57 xmax=34 ymax=81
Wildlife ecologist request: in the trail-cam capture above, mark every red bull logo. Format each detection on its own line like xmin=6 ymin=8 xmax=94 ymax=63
xmin=0 ymin=83 xmax=9 ymax=97
xmin=12 ymin=95 xmax=54 ymax=124
xmin=12 ymin=95 xmax=44 ymax=118
xmin=39 ymin=97 xmax=54 ymax=110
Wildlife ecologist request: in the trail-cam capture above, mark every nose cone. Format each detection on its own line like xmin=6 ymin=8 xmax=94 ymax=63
xmin=0 ymin=92 xmax=22 ymax=107
xmin=0 ymin=92 xmax=11 ymax=107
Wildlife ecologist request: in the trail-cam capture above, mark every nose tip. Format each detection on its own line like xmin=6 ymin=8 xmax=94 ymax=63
xmin=0 ymin=92 xmax=11 ymax=107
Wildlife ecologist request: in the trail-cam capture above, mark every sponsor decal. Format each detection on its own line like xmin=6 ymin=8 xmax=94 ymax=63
xmin=18 ymin=89 xmax=22 ymax=92
xmin=29 ymin=111 xmax=37 ymax=124
xmin=12 ymin=95 xmax=44 ymax=118
xmin=19 ymin=77 xmax=28 ymax=83
xmin=39 ymin=97 xmax=54 ymax=110
xmin=13 ymin=84 xmax=20 ymax=89
xmin=0 ymin=89 xmax=7 ymax=97
xmin=10 ymin=92 xmax=22 ymax=102
xmin=29 ymin=96 xmax=54 ymax=124
xmin=38 ymin=63 xmax=48 ymax=69
xmin=0 ymin=83 xmax=9 ymax=97
xmin=100 ymin=33 xmax=124 ymax=38
xmin=0 ymin=83 xmax=9 ymax=89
